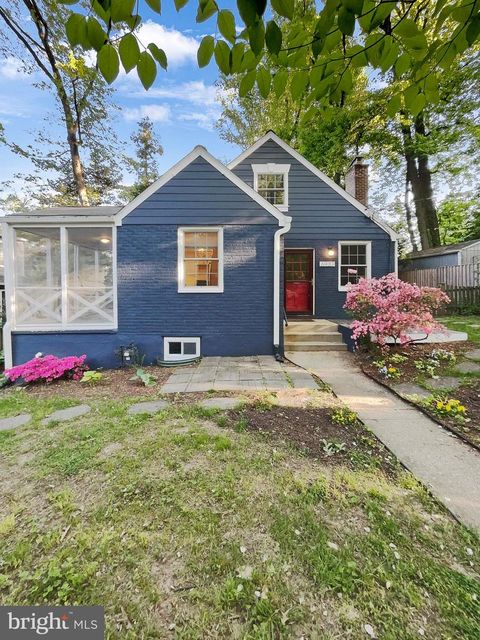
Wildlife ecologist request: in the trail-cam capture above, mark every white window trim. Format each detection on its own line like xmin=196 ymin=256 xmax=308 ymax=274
xmin=10 ymin=224 xmax=117 ymax=332
xmin=338 ymin=241 xmax=372 ymax=292
xmin=252 ymin=163 xmax=290 ymax=212
xmin=164 ymin=337 xmax=201 ymax=361
xmin=178 ymin=227 xmax=224 ymax=293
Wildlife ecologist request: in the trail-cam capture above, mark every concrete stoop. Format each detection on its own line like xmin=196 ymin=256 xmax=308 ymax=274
xmin=285 ymin=320 xmax=347 ymax=352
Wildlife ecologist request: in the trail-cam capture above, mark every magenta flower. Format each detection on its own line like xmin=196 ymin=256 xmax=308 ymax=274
xmin=5 ymin=354 xmax=88 ymax=384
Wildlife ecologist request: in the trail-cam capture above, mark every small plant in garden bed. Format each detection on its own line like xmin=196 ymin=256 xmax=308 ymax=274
xmin=80 ymin=371 xmax=103 ymax=385
xmin=4 ymin=354 xmax=88 ymax=384
xmin=321 ymin=439 xmax=346 ymax=456
xmin=373 ymin=359 xmax=402 ymax=379
xmin=330 ymin=407 xmax=358 ymax=426
xmin=414 ymin=349 xmax=457 ymax=379
xmin=129 ymin=368 xmax=156 ymax=387
xmin=428 ymin=398 xmax=468 ymax=420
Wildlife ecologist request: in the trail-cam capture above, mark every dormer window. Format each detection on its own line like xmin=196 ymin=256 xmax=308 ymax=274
xmin=252 ymin=163 xmax=290 ymax=212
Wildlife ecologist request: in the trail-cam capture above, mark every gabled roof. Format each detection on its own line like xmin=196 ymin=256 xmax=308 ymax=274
xmin=116 ymin=145 xmax=291 ymax=226
xmin=228 ymin=131 xmax=398 ymax=241
xmin=406 ymin=238 xmax=480 ymax=259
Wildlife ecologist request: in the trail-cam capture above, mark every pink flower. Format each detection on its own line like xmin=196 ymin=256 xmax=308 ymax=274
xmin=343 ymin=273 xmax=449 ymax=346
xmin=5 ymin=354 xmax=88 ymax=384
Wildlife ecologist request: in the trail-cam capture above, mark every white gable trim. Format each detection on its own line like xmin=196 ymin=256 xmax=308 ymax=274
xmin=228 ymin=131 xmax=398 ymax=240
xmin=116 ymin=145 xmax=291 ymax=227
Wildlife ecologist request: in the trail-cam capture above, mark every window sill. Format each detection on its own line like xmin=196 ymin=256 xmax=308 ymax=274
xmin=178 ymin=287 xmax=224 ymax=294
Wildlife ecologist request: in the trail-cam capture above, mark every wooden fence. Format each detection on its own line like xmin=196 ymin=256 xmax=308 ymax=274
xmin=399 ymin=263 xmax=480 ymax=311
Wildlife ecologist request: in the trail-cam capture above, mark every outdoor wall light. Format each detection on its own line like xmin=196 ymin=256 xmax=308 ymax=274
xmin=327 ymin=247 xmax=335 ymax=257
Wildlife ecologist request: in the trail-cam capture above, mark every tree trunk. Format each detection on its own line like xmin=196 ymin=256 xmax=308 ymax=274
xmin=67 ymin=123 xmax=88 ymax=206
xmin=404 ymin=176 xmax=418 ymax=251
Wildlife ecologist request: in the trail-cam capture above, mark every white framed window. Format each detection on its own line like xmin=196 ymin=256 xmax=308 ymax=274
xmin=164 ymin=337 xmax=201 ymax=361
xmin=252 ymin=163 xmax=290 ymax=211
xmin=12 ymin=225 xmax=116 ymax=330
xmin=338 ymin=241 xmax=372 ymax=291
xmin=178 ymin=227 xmax=224 ymax=293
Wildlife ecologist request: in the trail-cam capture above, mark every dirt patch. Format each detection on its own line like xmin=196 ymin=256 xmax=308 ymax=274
xmin=356 ymin=343 xmax=480 ymax=449
xmin=98 ymin=442 xmax=123 ymax=460
xmin=225 ymin=405 xmax=396 ymax=475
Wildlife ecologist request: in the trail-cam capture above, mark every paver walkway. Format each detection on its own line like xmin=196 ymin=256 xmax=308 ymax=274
xmin=288 ymin=350 xmax=480 ymax=532
xmin=160 ymin=356 xmax=317 ymax=393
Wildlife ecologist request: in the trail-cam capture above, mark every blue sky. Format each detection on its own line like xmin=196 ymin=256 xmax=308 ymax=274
xmin=0 ymin=1 xmax=242 ymax=192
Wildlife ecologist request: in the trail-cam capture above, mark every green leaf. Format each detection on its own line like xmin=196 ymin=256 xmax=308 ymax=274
xmin=87 ymin=16 xmax=106 ymax=51
xmin=403 ymin=83 xmax=419 ymax=110
xmin=239 ymin=69 xmax=256 ymax=96
xmin=369 ymin=3 xmax=393 ymax=31
xmin=97 ymin=44 xmax=119 ymax=84
xmin=265 ymin=20 xmax=282 ymax=55
xmin=231 ymin=43 xmax=245 ymax=72
xmin=197 ymin=35 xmax=215 ymax=67
xmin=387 ymin=94 xmax=401 ymax=117
xmin=137 ymin=51 xmax=157 ymax=89
xmin=174 ymin=0 xmax=189 ymax=9
xmin=348 ymin=44 xmax=368 ymax=67
xmin=240 ymin=49 xmax=258 ymax=71
xmin=395 ymin=52 xmax=410 ymax=76
xmin=466 ymin=16 xmax=480 ymax=46
xmin=271 ymin=0 xmax=294 ymax=20
xmin=119 ymin=33 xmax=140 ymax=73
xmin=395 ymin=18 xmax=419 ymax=39
xmin=66 ymin=13 xmax=87 ymax=48
xmin=237 ymin=0 xmax=258 ymax=26
xmin=338 ymin=7 xmax=355 ymax=36
xmin=145 ymin=0 xmax=161 ymax=11
xmin=148 ymin=43 xmax=168 ymax=69
xmin=197 ymin=0 xmax=218 ymax=22
xmin=111 ymin=0 xmax=135 ymax=22
xmin=214 ymin=40 xmax=231 ymax=74
xmin=379 ymin=38 xmax=399 ymax=72
xmin=409 ymin=92 xmax=426 ymax=116
xmin=273 ymin=69 xmax=288 ymax=96
xmin=248 ymin=20 xmax=265 ymax=55
xmin=338 ymin=68 xmax=353 ymax=92
xmin=58 ymin=0 xmax=78 ymax=4
xmin=290 ymin=69 xmax=309 ymax=100
xmin=124 ymin=14 xmax=142 ymax=30
xmin=342 ymin=0 xmax=363 ymax=15
xmin=256 ymin=66 xmax=271 ymax=98
xmin=218 ymin=10 xmax=236 ymax=43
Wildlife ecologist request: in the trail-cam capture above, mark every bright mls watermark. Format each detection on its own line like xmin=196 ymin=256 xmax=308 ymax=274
xmin=0 ymin=607 xmax=104 ymax=638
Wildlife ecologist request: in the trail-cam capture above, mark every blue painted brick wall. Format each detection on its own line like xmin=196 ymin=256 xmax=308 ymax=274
xmin=12 ymin=224 xmax=276 ymax=367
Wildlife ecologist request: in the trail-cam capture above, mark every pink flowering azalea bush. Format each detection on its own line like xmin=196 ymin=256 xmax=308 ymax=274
xmin=5 ymin=354 xmax=88 ymax=384
xmin=344 ymin=274 xmax=450 ymax=346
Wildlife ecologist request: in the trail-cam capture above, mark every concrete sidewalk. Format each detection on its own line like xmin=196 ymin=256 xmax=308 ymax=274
xmin=288 ymin=350 xmax=480 ymax=533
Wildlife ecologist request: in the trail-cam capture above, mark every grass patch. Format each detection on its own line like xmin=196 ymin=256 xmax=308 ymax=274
xmin=0 ymin=390 xmax=478 ymax=638
xmin=439 ymin=316 xmax=480 ymax=346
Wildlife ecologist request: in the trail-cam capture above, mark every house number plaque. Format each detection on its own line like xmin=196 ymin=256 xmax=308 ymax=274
xmin=318 ymin=261 xmax=336 ymax=267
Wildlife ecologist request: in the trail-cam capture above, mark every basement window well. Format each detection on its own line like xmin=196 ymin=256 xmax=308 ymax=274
xmin=164 ymin=337 xmax=201 ymax=361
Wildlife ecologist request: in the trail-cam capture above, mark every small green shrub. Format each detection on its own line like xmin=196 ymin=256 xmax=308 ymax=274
xmin=129 ymin=368 xmax=156 ymax=386
xmin=321 ymin=439 xmax=346 ymax=456
xmin=80 ymin=370 xmax=103 ymax=384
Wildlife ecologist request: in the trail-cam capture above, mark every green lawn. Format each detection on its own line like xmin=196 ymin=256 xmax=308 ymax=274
xmin=439 ymin=315 xmax=480 ymax=345
xmin=0 ymin=389 xmax=479 ymax=639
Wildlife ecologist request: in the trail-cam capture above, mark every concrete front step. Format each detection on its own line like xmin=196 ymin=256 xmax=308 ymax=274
xmin=285 ymin=331 xmax=344 ymax=343
xmin=285 ymin=342 xmax=348 ymax=352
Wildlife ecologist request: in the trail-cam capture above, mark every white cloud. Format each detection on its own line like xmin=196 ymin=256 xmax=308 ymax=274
xmin=122 ymin=104 xmax=171 ymax=122
xmin=135 ymin=21 xmax=198 ymax=67
xmin=178 ymin=108 xmax=221 ymax=131
xmin=0 ymin=57 xmax=29 ymax=80
xmin=136 ymin=80 xmax=223 ymax=106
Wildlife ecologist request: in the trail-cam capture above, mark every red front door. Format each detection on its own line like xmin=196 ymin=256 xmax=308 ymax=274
xmin=285 ymin=250 xmax=313 ymax=314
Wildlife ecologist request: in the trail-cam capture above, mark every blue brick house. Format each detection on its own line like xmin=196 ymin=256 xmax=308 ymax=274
xmin=2 ymin=132 xmax=397 ymax=369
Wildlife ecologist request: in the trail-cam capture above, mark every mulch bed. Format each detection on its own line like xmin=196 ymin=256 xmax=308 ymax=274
xmin=356 ymin=342 xmax=480 ymax=450
xmin=5 ymin=366 xmax=178 ymax=401
xmin=226 ymin=405 xmax=398 ymax=475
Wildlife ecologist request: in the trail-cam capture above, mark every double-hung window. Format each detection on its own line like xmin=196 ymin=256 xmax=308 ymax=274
xmin=252 ymin=163 xmax=290 ymax=211
xmin=12 ymin=226 xmax=116 ymax=330
xmin=178 ymin=227 xmax=223 ymax=293
xmin=338 ymin=241 xmax=371 ymax=291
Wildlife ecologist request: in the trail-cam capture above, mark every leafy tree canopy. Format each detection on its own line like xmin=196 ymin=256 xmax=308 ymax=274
xmin=59 ymin=0 xmax=480 ymax=118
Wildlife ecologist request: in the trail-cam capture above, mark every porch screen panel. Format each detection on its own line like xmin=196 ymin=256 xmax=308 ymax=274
xmin=67 ymin=227 xmax=114 ymax=326
xmin=14 ymin=228 xmax=62 ymax=326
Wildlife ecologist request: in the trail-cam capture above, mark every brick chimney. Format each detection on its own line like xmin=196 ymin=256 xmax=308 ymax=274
xmin=345 ymin=157 xmax=368 ymax=207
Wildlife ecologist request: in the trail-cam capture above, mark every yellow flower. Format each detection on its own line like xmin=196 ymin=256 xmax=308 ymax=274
xmin=388 ymin=367 xmax=397 ymax=373
xmin=436 ymin=402 xmax=443 ymax=410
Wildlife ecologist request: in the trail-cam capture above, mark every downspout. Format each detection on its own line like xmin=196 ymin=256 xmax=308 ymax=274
xmin=393 ymin=239 xmax=399 ymax=275
xmin=2 ymin=222 xmax=13 ymax=369
xmin=273 ymin=216 xmax=292 ymax=360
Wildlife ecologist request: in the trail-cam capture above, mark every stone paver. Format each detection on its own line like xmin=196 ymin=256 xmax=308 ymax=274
xmin=199 ymin=397 xmax=243 ymax=410
xmin=465 ymin=349 xmax=480 ymax=361
xmin=41 ymin=404 xmax=91 ymax=425
xmin=454 ymin=361 xmax=480 ymax=374
xmin=160 ymin=356 xmax=317 ymax=393
xmin=127 ymin=399 xmax=170 ymax=415
xmin=392 ymin=382 xmax=432 ymax=399
xmin=0 ymin=414 xmax=31 ymax=432
xmin=426 ymin=376 xmax=462 ymax=390
xmin=288 ymin=350 xmax=480 ymax=532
